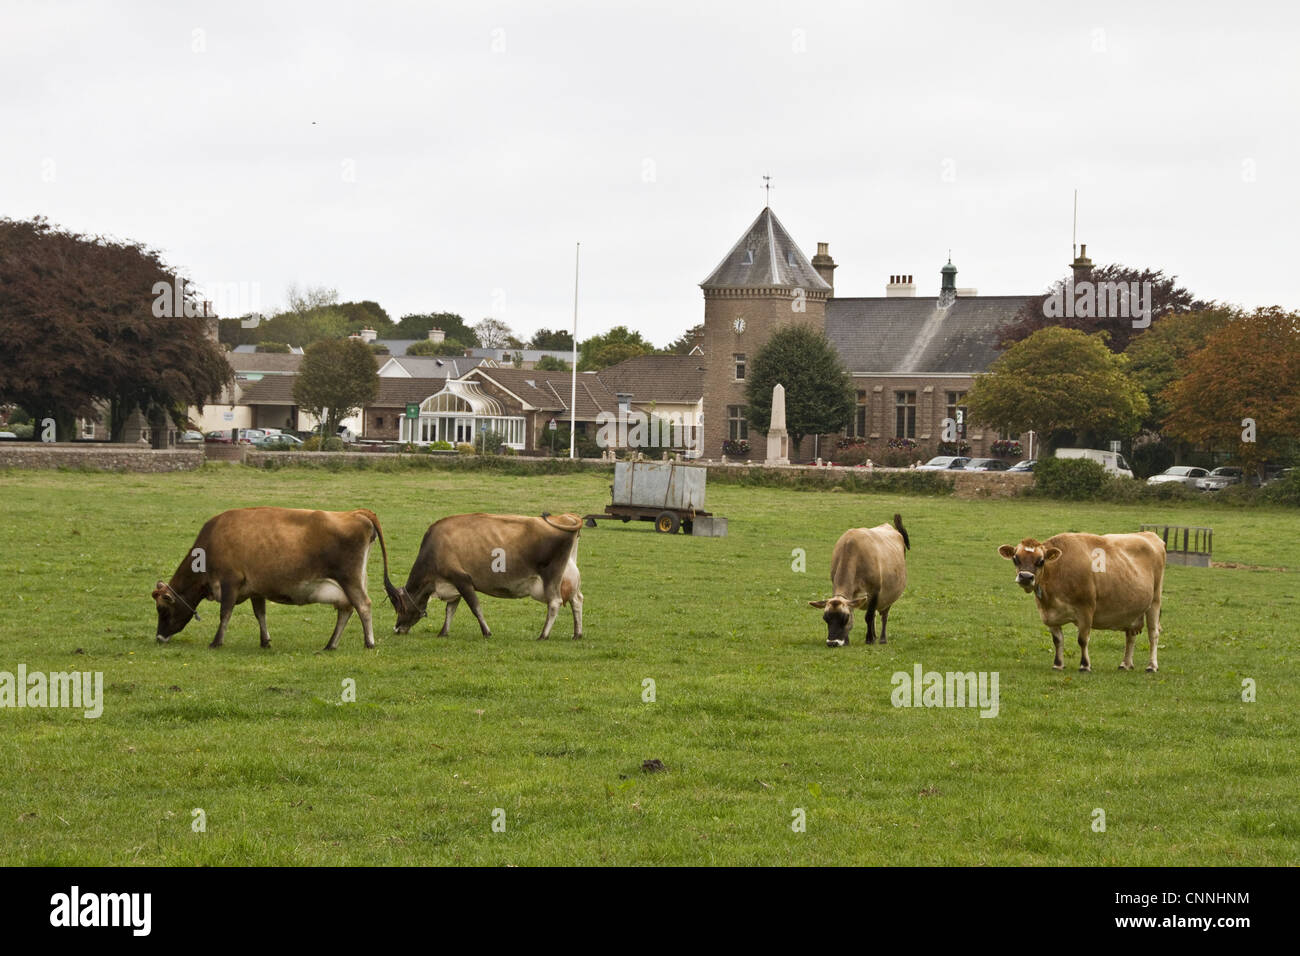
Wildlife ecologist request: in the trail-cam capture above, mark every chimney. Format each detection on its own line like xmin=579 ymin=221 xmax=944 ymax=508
xmin=359 ymin=328 xmax=377 ymax=343
xmin=811 ymin=241 xmax=837 ymax=294
xmin=1071 ymin=243 xmax=1094 ymax=285
xmin=885 ymin=274 xmax=916 ymax=297
xmin=427 ymin=327 xmax=446 ymax=343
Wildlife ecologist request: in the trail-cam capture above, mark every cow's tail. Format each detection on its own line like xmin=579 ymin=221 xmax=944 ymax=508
xmin=357 ymin=509 xmax=401 ymax=606
xmin=541 ymin=512 xmax=583 ymax=533
xmin=893 ymin=513 xmax=910 ymax=551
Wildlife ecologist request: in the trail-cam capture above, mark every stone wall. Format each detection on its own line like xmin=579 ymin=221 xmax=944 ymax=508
xmin=0 ymin=443 xmax=204 ymax=472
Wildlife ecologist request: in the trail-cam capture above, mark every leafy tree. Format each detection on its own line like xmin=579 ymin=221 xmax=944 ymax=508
xmin=534 ymin=355 xmax=570 ymax=371
xmin=393 ymin=311 xmax=474 ymax=344
xmin=744 ymin=324 xmax=854 ymax=455
xmin=528 ymin=328 xmax=574 ymax=350
xmin=578 ymin=325 xmax=653 ymax=371
xmin=1162 ymin=307 xmax=1300 ymax=476
xmin=0 ymin=216 xmax=231 ymax=442
xmin=474 ymin=317 xmax=514 ymax=349
xmin=292 ymin=338 xmax=379 ymax=436
xmin=255 ymin=341 xmax=291 ymax=353
xmin=1125 ymin=307 xmax=1236 ymax=430
xmin=339 ymin=300 xmax=394 ymax=334
xmin=966 ymin=327 xmax=1149 ymax=450
xmin=999 ymin=263 xmax=1210 ymax=354
xmin=284 ymin=282 xmax=339 ymax=317
xmin=406 ymin=338 xmax=469 ymax=356
xmin=665 ymin=323 xmax=704 ymax=354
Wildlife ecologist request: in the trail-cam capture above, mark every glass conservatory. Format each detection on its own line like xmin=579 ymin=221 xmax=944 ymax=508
xmin=398 ymin=380 xmax=527 ymax=449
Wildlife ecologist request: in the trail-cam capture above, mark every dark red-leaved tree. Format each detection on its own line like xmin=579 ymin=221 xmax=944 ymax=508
xmin=999 ymin=263 xmax=1211 ymax=354
xmin=0 ymin=217 xmax=231 ymax=443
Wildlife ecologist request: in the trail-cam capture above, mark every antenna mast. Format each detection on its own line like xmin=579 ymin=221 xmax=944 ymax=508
xmin=1072 ymin=189 xmax=1078 ymax=259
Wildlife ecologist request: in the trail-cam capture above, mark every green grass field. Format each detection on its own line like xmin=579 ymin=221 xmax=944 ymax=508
xmin=1 ymin=465 xmax=1297 ymax=865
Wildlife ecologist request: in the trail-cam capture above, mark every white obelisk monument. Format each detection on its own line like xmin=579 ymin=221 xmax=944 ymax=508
xmin=766 ymin=383 xmax=790 ymax=465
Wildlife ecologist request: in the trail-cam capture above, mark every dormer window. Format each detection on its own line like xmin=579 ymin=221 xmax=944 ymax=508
xmin=741 ymin=249 xmax=754 ymax=265
xmin=787 ymin=250 xmax=796 ymax=266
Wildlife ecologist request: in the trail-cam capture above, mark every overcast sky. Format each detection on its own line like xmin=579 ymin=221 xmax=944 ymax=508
xmin=3 ymin=1 xmax=1296 ymax=346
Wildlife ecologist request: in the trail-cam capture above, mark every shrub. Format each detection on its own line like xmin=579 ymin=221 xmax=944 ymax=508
xmin=301 ymin=436 xmax=345 ymax=452
xmin=722 ymin=439 xmax=751 ymax=457
xmin=455 ymin=442 xmax=476 ymax=455
xmin=477 ymin=430 xmax=506 ymax=455
xmin=428 ymin=440 xmax=453 ymax=451
xmin=8 ymin=422 xmax=34 ymax=439
xmin=936 ymin=440 xmax=971 ymax=456
xmin=1031 ymin=456 xmax=1110 ymax=500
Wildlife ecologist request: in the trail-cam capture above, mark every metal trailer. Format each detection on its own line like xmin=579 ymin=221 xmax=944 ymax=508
xmin=583 ymin=461 xmax=727 ymax=535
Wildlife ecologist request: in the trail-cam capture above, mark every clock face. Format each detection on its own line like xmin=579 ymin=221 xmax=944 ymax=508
xmin=732 ymin=318 xmax=746 ymax=333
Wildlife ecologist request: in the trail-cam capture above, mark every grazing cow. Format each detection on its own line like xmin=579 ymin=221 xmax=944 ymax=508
xmin=152 ymin=507 xmax=398 ymax=651
xmin=997 ymin=532 xmax=1166 ymax=672
xmin=388 ymin=513 xmax=584 ymax=640
xmin=809 ymin=513 xmax=909 ymax=647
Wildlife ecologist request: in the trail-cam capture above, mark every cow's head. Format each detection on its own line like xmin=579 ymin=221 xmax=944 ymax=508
xmin=387 ymin=585 xmax=427 ymax=634
xmin=997 ymin=540 xmax=1061 ymax=593
xmin=152 ymin=580 xmax=196 ymax=642
xmin=808 ymin=595 xmax=866 ymax=647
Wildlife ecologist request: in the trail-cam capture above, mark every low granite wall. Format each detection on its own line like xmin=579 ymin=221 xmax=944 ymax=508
xmin=0 ymin=443 xmax=204 ymax=472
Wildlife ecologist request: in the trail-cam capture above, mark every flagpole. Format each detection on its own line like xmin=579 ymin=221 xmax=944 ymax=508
xmin=570 ymin=242 xmax=580 ymax=459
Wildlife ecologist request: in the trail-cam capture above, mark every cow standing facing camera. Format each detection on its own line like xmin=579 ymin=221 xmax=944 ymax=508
xmin=809 ymin=513 xmax=909 ymax=647
xmin=997 ymin=531 xmax=1166 ymax=672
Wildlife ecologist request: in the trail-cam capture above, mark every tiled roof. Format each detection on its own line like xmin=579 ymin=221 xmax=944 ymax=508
xmin=596 ymin=353 xmax=704 ymax=403
xmin=825 ymin=295 xmax=1032 ymax=375
xmin=227 ymin=352 xmax=303 ymax=375
xmin=379 ymin=356 xmax=484 ymax=378
xmin=700 ymin=207 xmax=832 ymax=292
xmin=237 ymin=376 xmax=449 ymax=407
xmin=467 ymin=367 xmax=617 ymax=420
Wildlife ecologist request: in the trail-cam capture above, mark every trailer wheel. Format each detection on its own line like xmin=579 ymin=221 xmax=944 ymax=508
xmin=655 ymin=511 xmax=680 ymax=534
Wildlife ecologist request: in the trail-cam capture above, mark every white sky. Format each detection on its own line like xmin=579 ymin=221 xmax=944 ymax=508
xmin=3 ymin=1 xmax=1296 ymax=347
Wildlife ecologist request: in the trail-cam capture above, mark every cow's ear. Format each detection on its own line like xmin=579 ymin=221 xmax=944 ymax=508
xmin=847 ymin=596 xmax=868 ymax=609
xmin=1043 ymin=547 xmax=1062 ymax=563
xmin=808 ymin=600 xmax=828 ymax=609
xmin=997 ymin=545 xmax=1016 ymax=559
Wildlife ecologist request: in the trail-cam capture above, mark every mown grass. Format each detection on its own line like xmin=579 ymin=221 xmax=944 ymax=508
xmin=0 ymin=465 xmax=1296 ymax=865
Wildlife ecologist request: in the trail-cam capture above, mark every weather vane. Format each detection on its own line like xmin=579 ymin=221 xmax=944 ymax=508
xmin=762 ymin=174 xmax=772 ymax=207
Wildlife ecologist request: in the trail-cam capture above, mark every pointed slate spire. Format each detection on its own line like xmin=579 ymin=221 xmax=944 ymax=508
xmin=700 ymin=208 xmax=832 ymax=292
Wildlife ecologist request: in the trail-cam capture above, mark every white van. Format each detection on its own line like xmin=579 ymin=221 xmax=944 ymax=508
xmin=1054 ymin=448 xmax=1134 ymax=478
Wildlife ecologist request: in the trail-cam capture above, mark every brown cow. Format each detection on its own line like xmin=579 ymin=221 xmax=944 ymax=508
xmin=388 ymin=512 xmax=583 ymax=640
xmin=809 ymin=513 xmax=909 ymax=647
xmin=997 ymin=532 xmax=1166 ymax=672
xmin=152 ymin=507 xmax=398 ymax=651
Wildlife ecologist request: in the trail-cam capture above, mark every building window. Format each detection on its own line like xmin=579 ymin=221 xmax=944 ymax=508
xmin=376 ymin=416 xmax=384 ymax=428
xmin=846 ymin=390 xmax=868 ymax=438
xmin=895 ymin=391 xmax=917 ymax=439
xmin=945 ymin=391 xmax=967 ymax=439
xmin=727 ymin=405 xmax=748 ymax=441
xmin=734 ymin=354 xmax=746 ymax=380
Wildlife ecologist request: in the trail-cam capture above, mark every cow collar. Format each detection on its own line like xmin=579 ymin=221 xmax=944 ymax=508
xmin=162 ymin=582 xmax=202 ymax=622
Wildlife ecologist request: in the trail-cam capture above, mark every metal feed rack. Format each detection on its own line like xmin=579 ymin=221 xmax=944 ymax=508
xmin=1141 ymin=524 xmax=1213 ymax=567
xmin=583 ymin=460 xmax=727 ymax=536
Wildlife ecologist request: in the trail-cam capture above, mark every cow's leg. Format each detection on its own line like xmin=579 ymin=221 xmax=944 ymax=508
xmin=251 ymin=596 xmax=271 ymax=648
xmin=1120 ymin=629 xmax=1137 ymax=670
xmin=323 ymin=607 xmax=353 ymax=651
xmin=878 ymin=607 xmax=890 ymax=645
xmin=862 ymin=610 xmax=874 ymax=645
xmin=1048 ymin=626 xmax=1065 ymax=670
xmin=1076 ymin=622 xmax=1092 ymax=672
xmin=209 ymin=583 xmax=238 ymax=648
xmin=570 ymin=589 xmax=584 ymax=640
xmin=1144 ymin=603 xmax=1161 ymax=673
xmin=537 ymin=594 xmax=561 ymax=640
xmin=341 ymin=583 xmax=375 ymax=650
xmin=438 ymin=598 xmax=459 ymax=637
xmin=455 ymin=582 xmax=491 ymax=637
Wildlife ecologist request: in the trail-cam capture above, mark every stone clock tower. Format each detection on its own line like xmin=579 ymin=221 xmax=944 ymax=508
xmin=699 ymin=206 xmax=833 ymax=460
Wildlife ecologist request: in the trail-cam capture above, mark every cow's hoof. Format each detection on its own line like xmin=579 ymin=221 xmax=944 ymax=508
xmin=1145 ymin=665 xmax=1158 ymax=673
xmin=364 ymin=642 xmax=376 ymax=650
xmin=1118 ymin=663 xmax=1131 ymax=671
xmin=208 ymin=642 xmax=223 ymax=649
xmin=321 ymin=644 xmax=338 ymax=652
xmin=536 ymin=634 xmax=549 ymax=641
xmin=1079 ymin=665 xmax=1092 ymax=673
xmin=260 ymin=641 xmax=271 ymax=649
xmin=1052 ymin=663 xmax=1064 ymax=671
xmin=878 ymin=638 xmax=887 ymax=645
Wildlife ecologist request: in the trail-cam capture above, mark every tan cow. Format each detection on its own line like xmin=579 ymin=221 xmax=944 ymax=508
xmin=388 ymin=512 xmax=583 ymax=640
xmin=809 ymin=513 xmax=909 ymax=647
xmin=997 ymin=532 xmax=1166 ymax=672
xmin=152 ymin=507 xmax=398 ymax=651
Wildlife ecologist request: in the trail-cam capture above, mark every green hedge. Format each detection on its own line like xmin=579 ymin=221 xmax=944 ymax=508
xmin=1030 ymin=455 xmax=1299 ymax=507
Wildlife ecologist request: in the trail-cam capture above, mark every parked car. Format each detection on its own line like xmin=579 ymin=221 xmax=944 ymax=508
xmin=204 ymin=428 xmax=265 ymax=444
xmin=1054 ymin=448 xmax=1135 ymax=478
xmin=254 ymin=433 xmax=304 ymax=449
xmin=0 ymin=431 xmax=18 ymax=440
xmin=178 ymin=430 xmax=205 ymax=444
xmin=962 ymin=458 xmax=1009 ymax=472
xmin=1007 ymin=459 xmax=1036 ymax=473
xmin=1262 ymin=467 xmax=1294 ymax=486
xmin=1197 ymin=466 xmax=1244 ymax=492
xmin=1146 ymin=466 xmax=1209 ymax=488
xmin=917 ymin=456 xmax=971 ymax=471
